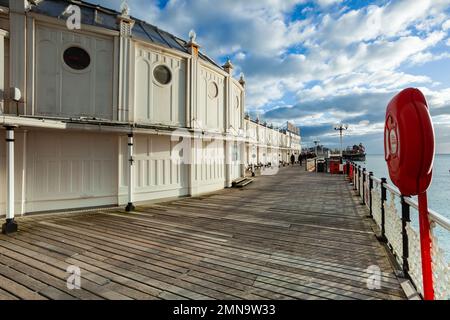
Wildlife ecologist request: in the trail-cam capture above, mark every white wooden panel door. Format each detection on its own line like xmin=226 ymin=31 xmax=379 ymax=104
xmin=26 ymin=132 xmax=118 ymax=213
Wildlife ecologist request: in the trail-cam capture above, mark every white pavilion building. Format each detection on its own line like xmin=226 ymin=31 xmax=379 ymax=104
xmin=0 ymin=0 xmax=301 ymax=233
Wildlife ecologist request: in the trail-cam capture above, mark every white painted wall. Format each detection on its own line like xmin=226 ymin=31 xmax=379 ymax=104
xmin=197 ymin=65 xmax=225 ymax=131
xmin=134 ymin=46 xmax=187 ymax=126
xmin=35 ymin=24 xmax=114 ymax=119
xmin=191 ymin=137 xmax=225 ymax=195
xmin=230 ymin=140 xmax=242 ymax=180
xmin=231 ymin=83 xmax=243 ymax=131
xmin=258 ymin=146 xmax=267 ymax=165
xmin=25 ymin=131 xmax=118 ymax=213
xmin=119 ymin=134 xmax=189 ymax=204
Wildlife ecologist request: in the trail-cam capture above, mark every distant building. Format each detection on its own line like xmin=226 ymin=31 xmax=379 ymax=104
xmin=244 ymin=118 xmax=301 ymax=166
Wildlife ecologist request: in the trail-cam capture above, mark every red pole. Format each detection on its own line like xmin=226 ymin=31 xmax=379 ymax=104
xmin=417 ymin=192 xmax=434 ymax=300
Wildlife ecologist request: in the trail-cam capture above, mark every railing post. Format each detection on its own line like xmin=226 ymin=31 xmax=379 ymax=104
xmin=2 ymin=125 xmax=18 ymax=234
xmin=401 ymin=196 xmax=411 ymax=278
xmin=362 ymin=168 xmax=366 ymax=205
xmin=369 ymin=172 xmax=373 ymax=217
xmin=358 ymin=166 xmax=361 ymax=194
xmin=353 ymin=164 xmax=357 ymax=190
xmin=126 ymin=133 xmax=136 ymax=212
xmin=345 ymin=161 xmax=349 ymax=180
xmin=380 ymin=177 xmax=387 ymax=242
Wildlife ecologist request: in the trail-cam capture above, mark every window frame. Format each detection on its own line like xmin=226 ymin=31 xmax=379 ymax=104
xmin=152 ymin=64 xmax=173 ymax=86
xmin=62 ymin=45 xmax=92 ymax=73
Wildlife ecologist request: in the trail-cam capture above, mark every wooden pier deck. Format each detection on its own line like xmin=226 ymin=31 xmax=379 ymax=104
xmin=0 ymin=167 xmax=407 ymax=300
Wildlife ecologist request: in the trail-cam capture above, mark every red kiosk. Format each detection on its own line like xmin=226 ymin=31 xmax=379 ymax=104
xmin=385 ymin=88 xmax=435 ymax=300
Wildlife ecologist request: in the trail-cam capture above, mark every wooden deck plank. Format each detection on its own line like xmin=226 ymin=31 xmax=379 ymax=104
xmin=0 ymin=167 xmax=407 ymax=300
xmin=44 ymin=214 xmax=402 ymax=295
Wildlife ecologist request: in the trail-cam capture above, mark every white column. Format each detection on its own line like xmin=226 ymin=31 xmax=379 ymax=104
xmin=2 ymin=126 xmax=18 ymax=234
xmin=186 ymin=36 xmax=200 ymax=196
xmin=240 ymin=140 xmax=246 ymax=178
xmin=0 ymin=29 xmax=8 ymax=114
xmin=239 ymin=77 xmax=246 ymax=178
xmin=117 ymin=14 xmax=135 ymax=122
xmin=223 ymin=61 xmax=233 ymax=187
xmin=224 ymin=138 xmax=232 ymax=187
xmin=125 ymin=133 xmax=135 ymax=212
xmin=9 ymin=2 xmax=27 ymax=115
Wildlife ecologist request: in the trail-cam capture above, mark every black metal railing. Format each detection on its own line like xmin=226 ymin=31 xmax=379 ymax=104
xmin=347 ymin=161 xmax=450 ymax=300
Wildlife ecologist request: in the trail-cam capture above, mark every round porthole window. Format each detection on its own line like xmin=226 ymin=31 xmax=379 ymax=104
xmin=208 ymin=82 xmax=219 ymax=99
xmin=154 ymin=65 xmax=172 ymax=85
xmin=63 ymin=47 xmax=91 ymax=71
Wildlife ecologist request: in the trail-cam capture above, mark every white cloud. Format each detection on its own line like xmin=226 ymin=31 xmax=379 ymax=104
xmin=235 ymin=52 xmax=246 ymax=60
xmin=315 ymin=0 xmax=343 ymax=8
xmin=409 ymin=51 xmax=450 ymax=65
xmin=96 ymin=0 xmax=450 ymax=149
xmin=443 ymin=19 xmax=450 ymax=30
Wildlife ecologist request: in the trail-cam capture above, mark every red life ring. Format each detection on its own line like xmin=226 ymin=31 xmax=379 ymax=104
xmin=384 ymin=88 xmax=435 ymax=196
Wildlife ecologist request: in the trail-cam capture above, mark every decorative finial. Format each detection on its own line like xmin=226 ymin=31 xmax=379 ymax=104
xmin=120 ymin=0 xmax=130 ymax=17
xmin=239 ymin=72 xmax=246 ymax=87
xmin=222 ymin=58 xmax=234 ymax=73
xmin=189 ymin=29 xmax=197 ymax=44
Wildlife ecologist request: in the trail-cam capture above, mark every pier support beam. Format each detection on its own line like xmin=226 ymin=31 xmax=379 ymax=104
xmin=125 ymin=133 xmax=135 ymax=212
xmin=2 ymin=126 xmax=18 ymax=234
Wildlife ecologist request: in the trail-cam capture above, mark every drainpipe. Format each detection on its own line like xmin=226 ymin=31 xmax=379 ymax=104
xmin=125 ymin=132 xmax=135 ymax=212
xmin=2 ymin=125 xmax=18 ymax=234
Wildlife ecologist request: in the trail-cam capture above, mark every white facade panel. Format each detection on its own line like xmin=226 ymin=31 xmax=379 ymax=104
xmin=258 ymin=146 xmax=267 ymax=165
xmin=198 ymin=66 xmax=225 ymax=131
xmin=134 ymin=47 xmax=186 ymax=126
xmin=230 ymin=141 xmax=242 ymax=181
xmin=191 ymin=138 xmax=225 ymax=194
xmin=119 ymin=134 xmax=189 ymax=204
xmin=35 ymin=24 xmax=114 ymax=119
xmin=231 ymin=83 xmax=243 ymax=131
xmin=25 ymin=132 xmax=118 ymax=213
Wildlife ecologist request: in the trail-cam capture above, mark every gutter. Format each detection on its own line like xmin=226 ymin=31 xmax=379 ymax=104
xmin=0 ymin=115 xmax=249 ymax=141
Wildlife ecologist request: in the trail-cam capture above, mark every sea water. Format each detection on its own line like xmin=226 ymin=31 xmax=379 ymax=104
xmin=356 ymin=154 xmax=450 ymax=260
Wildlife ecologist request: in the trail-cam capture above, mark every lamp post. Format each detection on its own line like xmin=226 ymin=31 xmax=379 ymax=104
xmin=334 ymin=124 xmax=349 ymax=156
xmin=313 ymin=140 xmax=320 ymax=157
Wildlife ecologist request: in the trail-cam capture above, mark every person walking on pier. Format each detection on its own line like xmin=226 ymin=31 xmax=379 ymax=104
xmin=290 ymin=154 xmax=295 ymax=166
xmin=298 ymin=154 xmax=303 ymax=166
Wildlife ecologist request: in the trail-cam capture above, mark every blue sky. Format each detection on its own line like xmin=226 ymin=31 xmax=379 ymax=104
xmin=97 ymin=0 xmax=450 ymax=154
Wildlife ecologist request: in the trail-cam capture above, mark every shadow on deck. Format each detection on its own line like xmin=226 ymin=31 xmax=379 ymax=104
xmin=0 ymin=167 xmax=407 ymax=300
